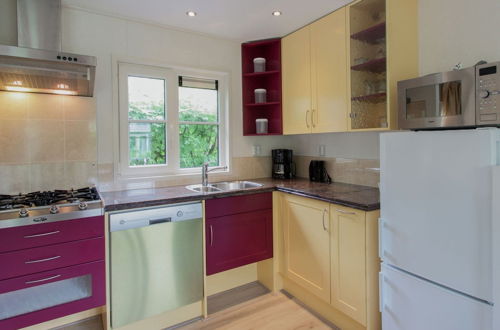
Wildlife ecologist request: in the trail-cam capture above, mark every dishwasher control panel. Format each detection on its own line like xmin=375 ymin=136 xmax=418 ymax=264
xmin=109 ymin=202 xmax=202 ymax=232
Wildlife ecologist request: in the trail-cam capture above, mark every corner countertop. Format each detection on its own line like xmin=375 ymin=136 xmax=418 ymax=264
xmin=100 ymin=178 xmax=379 ymax=213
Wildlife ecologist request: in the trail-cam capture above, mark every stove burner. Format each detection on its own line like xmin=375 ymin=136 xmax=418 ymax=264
xmin=0 ymin=187 xmax=100 ymax=210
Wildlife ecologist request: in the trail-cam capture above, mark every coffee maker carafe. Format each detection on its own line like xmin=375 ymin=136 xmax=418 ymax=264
xmin=272 ymin=149 xmax=294 ymax=179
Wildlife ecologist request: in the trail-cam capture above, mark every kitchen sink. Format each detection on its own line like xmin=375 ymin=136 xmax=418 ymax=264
xmin=185 ymin=185 xmax=222 ymax=193
xmin=210 ymin=181 xmax=263 ymax=190
xmin=186 ymin=181 xmax=263 ymax=193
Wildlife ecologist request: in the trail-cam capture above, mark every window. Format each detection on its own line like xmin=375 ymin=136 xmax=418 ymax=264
xmin=179 ymin=76 xmax=220 ymax=168
xmin=118 ymin=63 xmax=227 ymax=177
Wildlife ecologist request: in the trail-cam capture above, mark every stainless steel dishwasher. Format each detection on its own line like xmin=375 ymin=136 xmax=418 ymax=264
xmin=109 ymin=202 xmax=203 ymax=328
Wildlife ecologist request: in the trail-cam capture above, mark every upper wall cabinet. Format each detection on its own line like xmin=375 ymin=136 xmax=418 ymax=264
xmin=241 ymin=39 xmax=283 ymax=136
xmin=348 ymin=0 xmax=418 ymax=130
xmin=282 ymin=8 xmax=348 ymax=135
xmin=279 ymin=0 xmax=418 ymax=134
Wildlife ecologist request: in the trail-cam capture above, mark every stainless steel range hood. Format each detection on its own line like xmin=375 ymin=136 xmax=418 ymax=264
xmin=0 ymin=0 xmax=96 ymax=97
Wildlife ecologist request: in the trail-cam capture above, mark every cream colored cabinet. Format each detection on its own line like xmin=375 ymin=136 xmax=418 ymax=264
xmin=311 ymin=8 xmax=348 ymax=133
xmin=277 ymin=191 xmax=381 ymax=330
xmin=281 ymin=194 xmax=331 ymax=302
xmin=282 ymin=27 xmax=311 ymax=134
xmin=330 ymin=205 xmax=368 ymax=325
xmin=282 ymin=8 xmax=348 ymax=135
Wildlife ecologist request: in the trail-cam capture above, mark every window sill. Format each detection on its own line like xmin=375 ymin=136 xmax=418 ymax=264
xmin=116 ymin=168 xmax=232 ymax=182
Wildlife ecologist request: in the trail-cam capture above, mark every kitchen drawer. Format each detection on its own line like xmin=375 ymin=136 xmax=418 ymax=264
xmin=0 ymin=216 xmax=104 ymax=253
xmin=0 ymin=237 xmax=104 ymax=281
xmin=205 ymin=192 xmax=272 ymax=218
xmin=0 ymin=260 xmax=105 ymax=330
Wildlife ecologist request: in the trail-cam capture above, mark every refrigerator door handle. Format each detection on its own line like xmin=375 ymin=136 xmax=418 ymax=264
xmin=379 ymin=271 xmax=384 ymax=312
xmin=378 ymin=217 xmax=384 ymax=259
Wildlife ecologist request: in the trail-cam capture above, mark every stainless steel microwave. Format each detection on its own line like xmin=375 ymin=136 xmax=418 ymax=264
xmin=398 ymin=62 xmax=500 ymax=130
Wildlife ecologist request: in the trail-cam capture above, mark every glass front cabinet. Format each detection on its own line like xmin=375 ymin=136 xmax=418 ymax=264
xmin=348 ymin=0 xmax=418 ymax=131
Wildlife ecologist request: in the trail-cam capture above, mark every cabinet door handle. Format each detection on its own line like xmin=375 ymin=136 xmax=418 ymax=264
xmin=322 ymin=209 xmax=328 ymax=232
xmin=25 ymin=256 xmax=61 ymax=264
xmin=210 ymin=225 xmax=214 ymax=246
xmin=335 ymin=209 xmax=356 ymax=215
xmin=306 ymin=110 xmax=310 ymax=128
xmin=25 ymin=274 xmax=61 ymax=285
xmin=24 ymin=231 xmax=60 ymax=239
xmin=311 ymin=109 xmax=316 ymax=128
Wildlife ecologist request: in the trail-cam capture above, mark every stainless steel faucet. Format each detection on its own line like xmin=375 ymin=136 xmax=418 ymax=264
xmin=202 ymin=162 xmax=228 ymax=187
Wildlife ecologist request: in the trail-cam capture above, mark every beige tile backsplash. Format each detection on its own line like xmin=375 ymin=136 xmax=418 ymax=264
xmin=0 ymin=91 xmax=97 ymax=194
xmin=294 ymin=155 xmax=380 ymax=187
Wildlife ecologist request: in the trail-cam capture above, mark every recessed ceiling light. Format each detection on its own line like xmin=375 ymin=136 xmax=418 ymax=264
xmin=186 ymin=11 xmax=197 ymax=17
xmin=272 ymin=11 xmax=282 ymax=16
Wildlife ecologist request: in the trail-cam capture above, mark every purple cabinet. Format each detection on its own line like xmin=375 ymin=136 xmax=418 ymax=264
xmin=0 ymin=216 xmax=105 ymax=329
xmin=0 ymin=216 xmax=104 ymax=253
xmin=0 ymin=261 xmax=105 ymax=330
xmin=0 ymin=237 xmax=104 ymax=280
xmin=206 ymin=193 xmax=273 ymax=275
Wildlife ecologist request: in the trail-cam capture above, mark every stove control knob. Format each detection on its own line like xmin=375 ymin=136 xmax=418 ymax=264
xmin=78 ymin=201 xmax=88 ymax=210
xmin=19 ymin=208 xmax=29 ymax=218
xmin=49 ymin=205 xmax=60 ymax=214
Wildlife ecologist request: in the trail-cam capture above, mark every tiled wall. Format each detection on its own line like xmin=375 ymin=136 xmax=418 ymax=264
xmin=97 ymin=156 xmax=273 ymax=192
xmin=294 ymin=155 xmax=380 ymax=187
xmin=0 ymin=91 xmax=97 ymax=194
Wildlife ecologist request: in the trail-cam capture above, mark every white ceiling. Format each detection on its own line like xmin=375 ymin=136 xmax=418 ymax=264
xmin=62 ymin=0 xmax=351 ymax=41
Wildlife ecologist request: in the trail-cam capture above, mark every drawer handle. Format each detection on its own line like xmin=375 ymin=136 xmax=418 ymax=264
xmin=335 ymin=209 xmax=356 ymax=215
xmin=210 ymin=225 xmax=214 ymax=247
xmin=24 ymin=231 xmax=60 ymax=239
xmin=25 ymin=274 xmax=61 ymax=285
xmin=25 ymin=256 xmax=61 ymax=264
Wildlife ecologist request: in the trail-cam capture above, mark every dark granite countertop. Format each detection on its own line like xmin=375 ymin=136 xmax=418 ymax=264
xmin=100 ymin=178 xmax=379 ymax=212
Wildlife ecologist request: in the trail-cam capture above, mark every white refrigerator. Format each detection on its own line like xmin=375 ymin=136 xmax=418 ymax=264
xmin=379 ymin=128 xmax=500 ymax=330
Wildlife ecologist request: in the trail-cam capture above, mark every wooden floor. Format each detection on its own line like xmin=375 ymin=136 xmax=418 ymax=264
xmin=180 ymin=292 xmax=333 ymax=330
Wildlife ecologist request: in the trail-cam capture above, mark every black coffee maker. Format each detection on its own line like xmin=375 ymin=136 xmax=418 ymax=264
xmin=272 ymin=149 xmax=294 ymax=179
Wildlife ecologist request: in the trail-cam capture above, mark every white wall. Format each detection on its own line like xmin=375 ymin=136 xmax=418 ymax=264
xmin=419 ymin=0 xmax=500 ymax=75
xmin=290 ymin=132 xmax=380 ymax=159
xmin=60 ymin=7 xmax=293 ymax=164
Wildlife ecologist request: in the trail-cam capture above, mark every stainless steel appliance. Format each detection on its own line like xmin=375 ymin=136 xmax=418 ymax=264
xmin=109 ymin=202 xmax=203 ymax=328
xmin=398 ymin=61 xmax=500 ymax=130
xmin=398 ymin=67 xmax=476 ymax=129
xmin=0 ymin=0 xmax=96 ymax=97
xmin=0 ymin=187 xmax=103 ymax=228
xmin=476 ymin=62 xmax=500 ymax=125
xmin=272 ymin=149 xmax=294 ymax=179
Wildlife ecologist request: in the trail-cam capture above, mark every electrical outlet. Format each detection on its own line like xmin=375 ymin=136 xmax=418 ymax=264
xmin=319 ymin=145 xmax=326 ymax=157
xmin=253 ymin=145 xmax=261 ymax=156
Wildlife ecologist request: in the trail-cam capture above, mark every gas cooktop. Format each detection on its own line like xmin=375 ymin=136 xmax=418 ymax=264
xmin=0 ymin=187 xmax=100 ymax=210
xmin=0 ymin=187 xmax=103 ymax=229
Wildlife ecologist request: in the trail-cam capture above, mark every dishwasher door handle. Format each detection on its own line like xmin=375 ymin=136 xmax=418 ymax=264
xmin=149 ymin=218 xmax=172 ymax=225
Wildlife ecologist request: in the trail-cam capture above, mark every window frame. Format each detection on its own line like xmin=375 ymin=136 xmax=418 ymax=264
xmin=117 ymin=62 xmax=228 ymax=178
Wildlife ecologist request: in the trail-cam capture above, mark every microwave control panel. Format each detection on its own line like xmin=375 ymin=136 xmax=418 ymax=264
xmin=476 ymin=61 xmax=500 ymax=125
